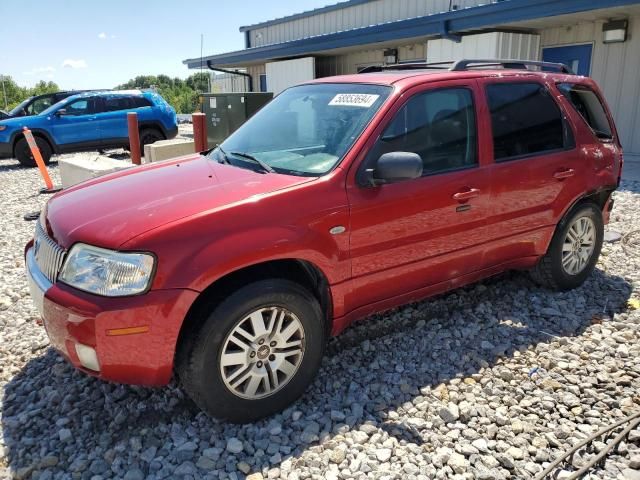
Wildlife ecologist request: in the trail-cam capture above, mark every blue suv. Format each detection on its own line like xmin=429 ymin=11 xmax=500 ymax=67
xmin=0 ymin=90 xmax=178 ymax=167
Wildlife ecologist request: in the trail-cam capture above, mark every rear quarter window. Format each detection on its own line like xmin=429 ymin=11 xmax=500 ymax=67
xmin=558 ymin=83 xmax=613 ymax=140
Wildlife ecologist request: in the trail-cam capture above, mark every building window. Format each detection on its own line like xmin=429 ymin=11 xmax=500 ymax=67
xmin=486 ymin=82 xmax=565 ymax=162
xmin=259 ymin=74 xmax=267 ymax=92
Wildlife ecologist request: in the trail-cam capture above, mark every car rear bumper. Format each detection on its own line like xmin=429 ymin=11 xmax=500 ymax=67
xmin=0 ymin=141 xmax=12 ymax=159
xmin=25 ymin=246 xmax=198 ymax=386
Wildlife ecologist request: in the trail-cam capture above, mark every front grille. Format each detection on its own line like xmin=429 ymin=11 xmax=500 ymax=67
xmin=33 ymin=221 xmax=66 ymax=283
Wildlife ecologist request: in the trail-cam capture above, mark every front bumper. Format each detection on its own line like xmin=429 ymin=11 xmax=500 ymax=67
xmin=25 ymin=246 xmax=198 ymax=386
xmin=0 ymin=141 xmax=12 ymax=159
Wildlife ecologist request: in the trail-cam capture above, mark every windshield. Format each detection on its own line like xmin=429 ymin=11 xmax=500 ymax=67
xmin=9 ymin=98 xmax=33 ymax=116
xmin=211 ymin=83 xmax=391 ymax=176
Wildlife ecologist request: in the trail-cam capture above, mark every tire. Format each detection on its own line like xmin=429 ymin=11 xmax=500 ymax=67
xmin=177 ymin=279 xmax=326 ymax=423
xmin=530 ymin=202 xmax=604 ymax=291
xmin=139 ymin=128 xmax=164 ymax=156
xmin=14 ymin=136 xmax=52 ymax=168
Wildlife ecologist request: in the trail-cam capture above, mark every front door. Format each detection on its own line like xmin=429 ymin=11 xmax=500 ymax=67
xmin=50 ymin=97 xmax=100 ymax=148
xmin=543 ymin=44 xmax=593 ymax=76
xmin=346 ymin=81 xmax=491 ymax=311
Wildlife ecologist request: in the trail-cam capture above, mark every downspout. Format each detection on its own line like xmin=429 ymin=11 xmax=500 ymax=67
xmin=206 ymin=61 xmax=254 ymax=92
xmin=440 ymin=20 xmax=462 ymax=42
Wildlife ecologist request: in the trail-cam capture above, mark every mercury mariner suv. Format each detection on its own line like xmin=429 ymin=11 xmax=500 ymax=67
xmin=25 ymin=59 xmax=623 ymax=423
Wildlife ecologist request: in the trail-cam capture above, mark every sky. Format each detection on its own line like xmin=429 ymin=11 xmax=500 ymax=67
xmin=0 ymin=0 xmax=333 ymax=90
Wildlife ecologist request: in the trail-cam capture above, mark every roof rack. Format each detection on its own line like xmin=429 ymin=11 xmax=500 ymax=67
xmin=450 ymin=59 xmax=574 ymax=74
xmin=358 ymin=58 xmax=574 ymax=75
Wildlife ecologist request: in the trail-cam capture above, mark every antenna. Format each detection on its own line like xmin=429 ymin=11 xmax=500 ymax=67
xmin=200 ymin=33 xmax=204 ymax=94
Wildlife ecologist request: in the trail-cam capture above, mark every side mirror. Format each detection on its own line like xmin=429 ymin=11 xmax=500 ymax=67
xmin=365 ymin=152 xmax=423 ymax=186
xmin=56 ymin=108 xmax=67 ymax=117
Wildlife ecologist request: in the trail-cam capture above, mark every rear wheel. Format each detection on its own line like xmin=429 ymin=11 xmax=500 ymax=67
xmin=530 ymin=202 xmax=603 ymax=291
xmin=177 ymin=279 xmax=325 ymax=423
xmin=139 ymin=128 xmax=164 ymax=156
xmin=15 ymin=136 xmax=52 ymax=168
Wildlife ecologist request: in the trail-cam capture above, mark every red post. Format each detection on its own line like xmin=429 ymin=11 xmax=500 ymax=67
xmin=192 ymin=112 xmax=208 ymax=152
xmin=127 ymin=112 xmax=141 ymax=165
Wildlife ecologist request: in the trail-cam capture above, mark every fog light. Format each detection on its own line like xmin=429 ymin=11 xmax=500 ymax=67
xmin=75 ymin=343 xmax=100 ymax=371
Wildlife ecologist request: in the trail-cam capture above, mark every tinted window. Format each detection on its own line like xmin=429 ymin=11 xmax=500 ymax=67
xmin=558 ymin=83 xmax=613 ymax=139
xmin=132 ymin=96 xmax=152 ymax=108
xmin=27 ymin=96 xmax=55 ymax=115
xmin=103 ymin=96 xmax=132 ymax=112
xmin=64 ymin=98 xmax=97 ymax=115
xmin=487 ymin=83 xmax=565 ymax=161
xmin=378 ymin=88 xmax=477 ymax=176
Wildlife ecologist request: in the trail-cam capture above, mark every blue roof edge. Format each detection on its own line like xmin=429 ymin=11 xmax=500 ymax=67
xmin=185 ymin=0 xmax=639 ymax=68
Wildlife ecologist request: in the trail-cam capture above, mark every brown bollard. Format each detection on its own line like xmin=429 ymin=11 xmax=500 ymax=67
xmin=192 ymin=112 xmax=208 ymax=152
xmin=127 ymin=112 xmax=141 ymax=165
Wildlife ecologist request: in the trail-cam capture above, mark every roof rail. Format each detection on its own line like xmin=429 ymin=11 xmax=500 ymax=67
xmin=357 ymin=59 xmax=575 ymax=75
xmin=358 ymin=62 xmax=452 ymax=74
xmin=450 ymin=59 xmax=574 ymax=74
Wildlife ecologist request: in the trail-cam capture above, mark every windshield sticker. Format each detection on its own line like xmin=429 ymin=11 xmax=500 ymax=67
xmin=329 ymin=94 xmax=380 ymax=108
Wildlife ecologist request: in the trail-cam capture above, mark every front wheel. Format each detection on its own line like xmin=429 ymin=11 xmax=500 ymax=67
xmin=177 ymin=279 xmax=325 ymax=423
xmin=15 ymin=136 xmax=52 ymax=168
xmin=530 ymin=202 xmax=604 ymax=291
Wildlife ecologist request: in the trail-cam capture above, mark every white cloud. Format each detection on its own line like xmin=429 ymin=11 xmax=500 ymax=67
xmin=62 ymin=59 xmax=88 ymax=69
xmin=98 ymin=32 xmax=107 ymax=39
xmin=23 ymin=66 xmax=55 ymax=75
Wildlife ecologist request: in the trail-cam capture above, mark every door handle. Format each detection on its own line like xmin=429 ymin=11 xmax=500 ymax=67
xmin=553 ymin=168 xmax=575 ymax=180
xmin=452 ymin=188 xmax=481 ymax=201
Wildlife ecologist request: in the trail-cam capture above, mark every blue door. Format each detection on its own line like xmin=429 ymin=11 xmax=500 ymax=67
xmin=542 ymin=44 xmax=593 ymax=76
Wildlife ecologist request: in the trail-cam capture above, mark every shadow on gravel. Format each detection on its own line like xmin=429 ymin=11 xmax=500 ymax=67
xmin=1 ymin=268 xmax=632 ymax=479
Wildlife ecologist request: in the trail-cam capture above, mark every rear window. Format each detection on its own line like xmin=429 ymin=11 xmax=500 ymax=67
xmin=558 ymin=83 xmax=613 ymax=140
xmin=486 ymin=82 xmax=566 ymax=162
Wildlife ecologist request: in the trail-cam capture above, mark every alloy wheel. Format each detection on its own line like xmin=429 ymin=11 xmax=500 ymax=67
xmin=220 ymin=306 xmax=305 ymax=399
xmin=562 ymin=216 xmax=596 ymax=275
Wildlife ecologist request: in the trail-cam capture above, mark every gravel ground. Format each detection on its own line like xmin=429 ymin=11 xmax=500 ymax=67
xmin=0 ymin=158 xmax=639 ymax=480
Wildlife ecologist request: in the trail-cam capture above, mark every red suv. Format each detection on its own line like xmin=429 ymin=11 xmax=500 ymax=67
xmin=25 ymin=60 xmax=623 ymax=423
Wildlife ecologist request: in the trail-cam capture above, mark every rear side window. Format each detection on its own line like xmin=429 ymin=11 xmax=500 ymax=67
xmin=132 ymin=96 xmax=153 ymax=108
xmin=558 ymin=83 xmax=613 ymax=140
xmin=379 ymin=88 xmax=477 ymax=176
xmin=487 ymin=83 xmax=565 ymax=162
xmin=103 ymin=96 xmax=132 ymax=112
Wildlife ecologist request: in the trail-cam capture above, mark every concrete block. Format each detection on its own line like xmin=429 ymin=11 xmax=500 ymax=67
xmin=144 ymin=139 xmax=195 ymax=163
xmin=58 ymin=156 xmax=133 ymax=189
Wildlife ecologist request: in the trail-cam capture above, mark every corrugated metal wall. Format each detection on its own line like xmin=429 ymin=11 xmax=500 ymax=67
xmin=248 ymin=0 xmax=494 ymax=47
xmin=426 ymin=32 xmax=540 ymax=63
xmin=315 ymin=42 xmax=427 ymax=77
xmin=211 ymin=73 xmax=249 ymax=93
xmin=540 ymin=16 xmax=640 ymax=154
xmin=265 ymin=57 xmax=316 ymax=94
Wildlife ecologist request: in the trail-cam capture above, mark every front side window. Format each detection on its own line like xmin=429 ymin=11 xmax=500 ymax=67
xmin=487 ymin=82 xmax=565 ymax=162
xmin=28 ymin=97 xmax=54 ymax=115
xmin=377 ymin=87 xmax=477 ymax=176
xmin=213 ymin=83 xmax=391 ymax=176
xmin=63 ymin=98 xmax=96 ymax=116
xmin=558 ymin=83 xmax=613 ymax=140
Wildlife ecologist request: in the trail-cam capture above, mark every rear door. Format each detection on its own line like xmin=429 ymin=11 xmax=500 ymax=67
xmin=95 ymin=94 xmax=135 ymax=144
xmin=479 ymin=78 xmax=583 ymax=267
xmin=346 ymin=80 xmax=492 ymax=310
xmin=50 ymin=97 xmax=100 ymax=147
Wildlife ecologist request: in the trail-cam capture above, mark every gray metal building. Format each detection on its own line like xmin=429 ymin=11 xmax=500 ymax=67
xmin=185 ymin=0 xmax=640 ymax=157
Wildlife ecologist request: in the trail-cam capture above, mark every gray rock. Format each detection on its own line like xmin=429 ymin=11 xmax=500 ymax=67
xmin=226 ymin=438 xmax=244 ymax=454
xmin=439 ymin=403 xmax=460 ymax=423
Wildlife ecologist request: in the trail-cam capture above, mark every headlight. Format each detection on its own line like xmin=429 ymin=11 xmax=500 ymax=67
xmin=59 ymin=243 xmax=155 ymax=297
xmin=0 ymin=125 xmax=7 ymax=131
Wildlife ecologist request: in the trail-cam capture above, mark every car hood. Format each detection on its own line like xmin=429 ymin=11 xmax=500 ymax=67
xmin=45 ymin=154 xmax=314 ymax=249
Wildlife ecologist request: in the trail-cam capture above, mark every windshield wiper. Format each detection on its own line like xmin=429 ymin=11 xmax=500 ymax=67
xmin=593 ymin=129 xmax=613 ymax=140
xmin=230 ymin=151 xmax=275 ymax=173
xmin=215 ymin=145 xmax=231 ymax=164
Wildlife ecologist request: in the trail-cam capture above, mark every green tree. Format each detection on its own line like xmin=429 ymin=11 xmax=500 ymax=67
xmin=0 ymin=75 xmax=59 ymax=111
